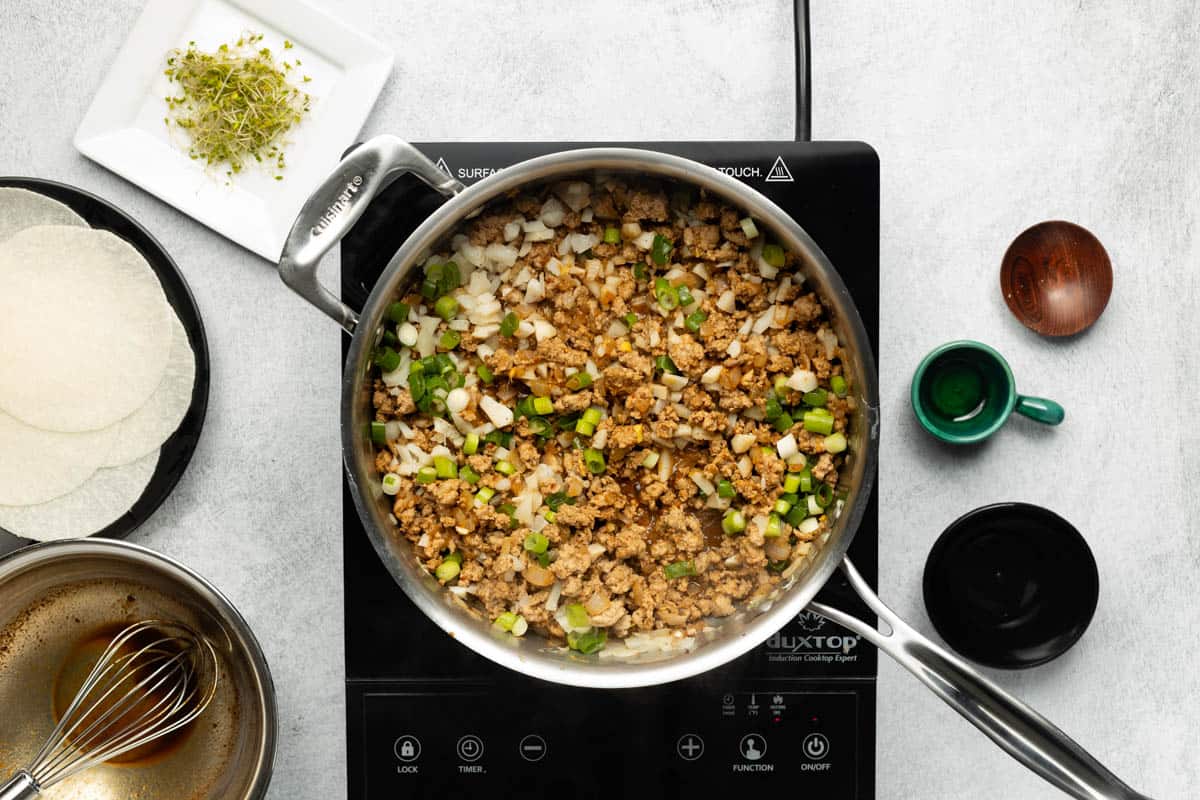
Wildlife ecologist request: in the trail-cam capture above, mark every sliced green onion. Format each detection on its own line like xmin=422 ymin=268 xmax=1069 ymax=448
xmin=386 ymin=302 xmax=410 ymax=324
xmin=786 ymin=505 xmax=808 ymax=527
xmin=762 ymin=243 xmax=786 ymax=267
xmin=717 ymin=479 xmax=736 ymax=499
xmin=476 ymin=364 xmax=495 ymax=385
xmin=381 ymin=473 xmax=402 ymax=495
xmin=773 ymin=498 xmax=792 ymax=515
xmin=440 ymin=261 xmax=461 ymax=294
xmin=545 ymin=491 xmax=575 ymax=511
xmin=536 ymin=551 xmax=552 ymax=567
xmin=632 ymin=262 xmax=648 ymax=281
xmin=664 ymin=560 xmax=696 ymax=579
xmin=676 ymin=285 xmax=695 ymax=307
xmin=739 ymin=217 xmax=759 ymax=238
xmin=830 ymin=377 xmax=848 ymax=400
xmin=439 ymin=330 xmax=461 ymax=350
xmin=781 ymin=493 xmax=799 ymax=507
xmin=685 ymin=310 xmax=708 ymax=333
xmin=567 ymin=628 xmax=607 ymax=655
xmin=434 ymin=295 xmax=458 ymax=321
xmin=528 ymin=417 xmax=553 ymax=437
xmin=783 ymin=473 xmax=802 ymax=494
xmin=434 ymin=559 xmax=460 ymax=581
xmin=581 ymin=407 xmax=603 ymax=426
xmin=370 ymin=421 xmax=387 ymax=445
xmin=824 ymin=432 xmax=847 ymax=454
xmin=803 ymin=411 xmax=835 ymax=435
xmin=798 ymin=468 xmax=814 ymax=493
xmin=464 ymin=432 xmax=480 ymax=455
xmin=654 ymin=277 xmax=679 ymax=310
xmin=494 ymin=612 xmax=518 ymax=632
xmin=603 ymin=226 xmax=620 ymax=244
xmin=557 ymin=413 xmax=581 ymax=431
xmin=654 ymin=354 xmax=679 ymax=374
xmin=575 ymin=420 xmax=595 ymax=436
xmin=416 ymin=465 xmax=437 ymax=484
xmin=622 ymin=312 xmax=638 ymax=329
xmin=495 ymin=460 xmax=516 ymax=476
xmin=815 ymin=482 xmax=835 ymax=508
xmin=583 ymin=448 xmax=606 ymax=475
xmin=524 ymin=532 xmax=549 ymax=554
xmin=773 ymin=412 xmax=794 ymax=433
xmin=459 ymin=464 xmax=481 ymax=484
xmin=532 ymin=396 xmax=555 ymax=415
xmin=651 ymin=234 xmax=672 ymax=266
xmin=444 ymin=550 xmax=463 ymax=566
xmin=484 ymin=430 xmax=513 ymax=448
xmin=764 ymin=395 xmax=783 ymax=421
xmin=515 ymin=396 xmax=537 ymax=418
xmin=433 ymin=456 xmax=458 ymax=479
xmin=381 ymin=329 xmax=398 ymax=347
xmin=544 ymin=510 xmax=557 ymax=523
xmin=566 ymin=371 xmax=593 ymax=391
xmin=565 ymin=603 xmax=589 ymax=629
xmin=765 ymin=514 xmax=783 ymax=538
xmin=802 ymin=389 xmax=828 ymax=408
xmin=499 ymin=502 xmax=517 ymax=528
xmin=722 ymin=509 xmax=747 ymax=535
xmin=500 ymin=312 xmax=520 ymax=337
xmin=474 ymin=486 xmax=495 ymax=505
xmin=375 ymin=347 xmax=401 ymax=373
xmin=420 ymin=277 xmax=439 ymax=300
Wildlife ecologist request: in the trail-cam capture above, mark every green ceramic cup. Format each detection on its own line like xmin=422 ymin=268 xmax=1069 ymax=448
xmin=911 ymin=340 xmax=1064 ymax=444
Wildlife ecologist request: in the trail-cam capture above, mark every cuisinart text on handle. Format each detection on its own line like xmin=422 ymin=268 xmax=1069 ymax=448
xmin=311 ymin=175 xmax=364 ymax=236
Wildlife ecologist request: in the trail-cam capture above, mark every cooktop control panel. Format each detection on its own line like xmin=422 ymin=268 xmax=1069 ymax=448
xmin=349 ymin=682 xmax=869 ymax=799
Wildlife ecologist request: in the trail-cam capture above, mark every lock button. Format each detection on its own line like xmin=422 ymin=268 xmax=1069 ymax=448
xmin=394 ymin=735 xmax=421 ymax=762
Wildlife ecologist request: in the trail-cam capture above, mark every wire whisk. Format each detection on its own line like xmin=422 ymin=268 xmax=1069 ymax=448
xmin=0 ymin=620 xmax=218 ymax=800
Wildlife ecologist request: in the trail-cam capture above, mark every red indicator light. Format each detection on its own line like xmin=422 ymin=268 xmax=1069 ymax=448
xmin=773 ymin=716 xmax=781 ymax=723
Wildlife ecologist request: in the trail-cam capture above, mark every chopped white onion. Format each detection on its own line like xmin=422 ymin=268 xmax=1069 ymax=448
xmin=479 ymin=395 xmax=513 ymax=427
xmin=776 ymin=433 xmax=798 ymax=460
xmin=787 ymin=369 xmax=819 ymax=392
xmin=690 ymin=472 xmax=715 ymax=496
xmin=716 ymin=289 xmax=737 ymax=313
xmin=446 ymin=388 xmax=469 ymax=414
xmin=731 ymin=433 xmax=756 ymax=454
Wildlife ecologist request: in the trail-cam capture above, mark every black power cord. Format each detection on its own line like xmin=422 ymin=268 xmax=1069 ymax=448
xmin=794 ymin=0 xmax=811 ymax=142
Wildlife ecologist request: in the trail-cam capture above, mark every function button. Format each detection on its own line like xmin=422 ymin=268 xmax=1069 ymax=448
xmin=518 ymin=734 xmax=547 ymax=762
xmin=457 ymin=734 xmax=484 ymax=762
xmin=739 ymin=733 xmax=767 ymax=762
xmin=393 ymin=735 xmax=421 ymax=762
xmin=676 ymin=733 xmax=704 ymax=761
xmin=802 ymin=733 xmax=830 ymax=760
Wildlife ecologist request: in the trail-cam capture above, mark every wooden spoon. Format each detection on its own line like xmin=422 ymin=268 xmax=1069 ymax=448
xmin=999 ymin=221 xmax=1113 ymax=337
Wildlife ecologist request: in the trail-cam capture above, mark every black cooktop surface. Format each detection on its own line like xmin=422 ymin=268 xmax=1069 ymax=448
xmin=341 ymin=140 xmax=879 ymax=799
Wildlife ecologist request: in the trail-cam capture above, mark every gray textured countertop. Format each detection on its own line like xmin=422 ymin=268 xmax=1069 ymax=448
xmin=1 ymin=2 xmax=1197 ymax=798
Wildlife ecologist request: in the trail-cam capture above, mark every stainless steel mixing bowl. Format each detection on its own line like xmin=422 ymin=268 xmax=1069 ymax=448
xmin=0 ymin=539 xmax=276 ymax=799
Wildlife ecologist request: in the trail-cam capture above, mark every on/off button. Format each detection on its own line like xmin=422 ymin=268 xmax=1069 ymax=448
xmin=802 ymin=733 xmax=830 ymax=761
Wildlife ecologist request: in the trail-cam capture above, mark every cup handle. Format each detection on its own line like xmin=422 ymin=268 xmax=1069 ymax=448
xmin=1015 ymin=395 xmax=1065 ymax=425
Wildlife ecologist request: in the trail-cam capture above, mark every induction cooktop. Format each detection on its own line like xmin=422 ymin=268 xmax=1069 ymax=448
xmin=339 ymin=139 xmax=880 ymax=799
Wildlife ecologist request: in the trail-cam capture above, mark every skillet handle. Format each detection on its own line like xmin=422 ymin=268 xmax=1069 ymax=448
xmin=277 ymin=135 xmax=465 ymax=334
xmin=810 ymin=557 xmax=1152 ymax=800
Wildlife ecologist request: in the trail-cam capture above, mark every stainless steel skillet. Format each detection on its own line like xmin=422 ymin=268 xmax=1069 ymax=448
xmin=276 ymin=135 xmax=1150 ymax=800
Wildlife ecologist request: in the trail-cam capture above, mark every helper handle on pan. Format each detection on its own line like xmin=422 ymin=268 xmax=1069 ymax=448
xmin=809 ymin=558 xmax=1152 ymax=800
xmin=277 ymin=135 xmax=466 ymax=334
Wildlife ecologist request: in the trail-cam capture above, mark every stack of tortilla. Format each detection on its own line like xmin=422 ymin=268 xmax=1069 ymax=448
xmin=0 ymin=188 xmax=196 ymax=541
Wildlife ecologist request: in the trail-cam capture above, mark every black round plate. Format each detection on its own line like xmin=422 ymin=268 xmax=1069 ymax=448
xmin=923 ymin=502 xmax=1100 ymax=669
xmin=0 ymin=178 xmax=209 ymax=555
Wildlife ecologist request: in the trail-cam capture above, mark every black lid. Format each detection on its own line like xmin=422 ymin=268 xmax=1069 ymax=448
xmin=923 ymin=502 xmax=1099 ymax=669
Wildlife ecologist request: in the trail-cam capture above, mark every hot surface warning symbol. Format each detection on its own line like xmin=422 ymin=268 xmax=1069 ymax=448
xmin=435 ymin=156 xmax=452 ymax=177
xmin=765 ymin=156 xmax=794 ymax=182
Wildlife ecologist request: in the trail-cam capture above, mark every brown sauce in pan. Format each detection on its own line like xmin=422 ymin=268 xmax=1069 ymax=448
xmin=52 ymin=623 xmax=201 ymax=766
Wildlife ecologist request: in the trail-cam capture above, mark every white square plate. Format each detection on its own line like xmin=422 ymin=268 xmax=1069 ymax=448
xmin=75 ymin=0 xmax=393 ymax=260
